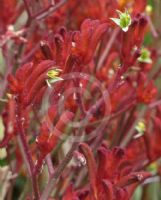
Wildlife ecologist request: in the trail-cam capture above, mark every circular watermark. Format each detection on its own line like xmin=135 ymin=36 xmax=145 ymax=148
xmin=39 ymin=72 xmax=111 ymax=143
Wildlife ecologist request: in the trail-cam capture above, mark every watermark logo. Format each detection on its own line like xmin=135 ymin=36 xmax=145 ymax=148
xmin=39 ymin=72 xmax=111 ymax=143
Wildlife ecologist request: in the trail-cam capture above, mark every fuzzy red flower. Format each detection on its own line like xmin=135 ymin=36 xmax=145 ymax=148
xmin=79 ymin=143 xmax=151 ymax=200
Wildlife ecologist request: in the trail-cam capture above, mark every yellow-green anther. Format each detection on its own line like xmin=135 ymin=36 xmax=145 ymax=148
xmin=110 ymin=10 xmax=131 ymax=32
xmin=46 ymin=68 xmax=63 ymax=87
xmin=138 ymin=47 xmax=152 ymax=64
xmin=147 ymin=162 xmax=158 ymax=174
xmin=47 ymin=68 xmax=62 ymax=79
xmin=146 ymin=5 xmax=153 ymax=15
xmin=135 ymin=120 xmax=146 ymax=135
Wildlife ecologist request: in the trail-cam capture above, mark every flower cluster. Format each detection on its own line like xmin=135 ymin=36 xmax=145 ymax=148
xmin=0 ymin=0 xmax=161 ymax=200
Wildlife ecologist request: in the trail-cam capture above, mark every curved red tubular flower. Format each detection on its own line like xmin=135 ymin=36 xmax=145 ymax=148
xmin=136 ymin=73 xmax=157 ymax=104
xmin=8 ymin=60 xmax=55 ymax=106
xmin=0 ymin=0 xmax=18 ymax=32
xmin=79 ymin=144 xmax=151 ymax=200
xmin=35 ymin=111 xmax=74 ymax=173
xmin=121 ymin=14 xmax=148 ymax=65
xmin=72 ymin=19 xmax=108 ymax=65
xmin=38 ymin=111 xmax=73 ymax=148
xmin=79 ymin=143 xmax=98 ymax=199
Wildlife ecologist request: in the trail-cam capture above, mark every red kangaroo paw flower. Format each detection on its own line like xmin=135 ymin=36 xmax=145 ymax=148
xmin=7 ymin=74 xmax=22 ymax=93
xmin=97 ymin=146 xmax=125 ymax=180
xmin=37 ymin=111 xmax=74 ymax=156
xmin=72 ymin=19 xmax=108 ymax=65
xmin=116 ymin=171 xmax=151 ymax=187
xmin=49 ymin=111 xmax=74 ymax=151
xmin=23 ymin=72 xmax=48 ymax=106
xmin=32 ymin=85 xmax=47 ymax=107
xmin=24 ymin=60 xmax=54 ymax=92
xmin=137 ymin=80 xmax=157 ymax=104
xmin=102 ymin=180 xmax=114 ymax=200
xmin=121 ymin=14 xmax=147 ymax=64
xmin=79 ymin=143 xmax=98 ymax=200
xmin=15 ymin=62 xmax=34 ymax=84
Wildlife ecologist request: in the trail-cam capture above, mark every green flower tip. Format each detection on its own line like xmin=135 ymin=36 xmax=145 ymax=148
xmin=147 ymin=162 xmax=158 ymax=174
xmin=46 ymin=68 xmax=63 ymax=88
xmin=0 ymin=148 xmax=7 ymax=160
xmin=138 ymin=47 xmax=152 ymax=64
xmin=110 ymin=9 xmax=131 ymax=32
xmin=145 ymin=5 xmax=153 ymax=15
xmin=135 ymin=120 xmax=146 ymax=135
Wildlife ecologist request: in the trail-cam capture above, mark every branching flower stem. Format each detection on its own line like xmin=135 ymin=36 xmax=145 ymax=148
xmin=15 ymin=100 xmax=40 ymax=200
xmin=146 ymin=15 xmax=158 ymax=38
xmin=46 ymin=154 xmax=55 ymax=176
xmin=40 ymin=142 xmax=78 ymax=200
xmin=33 ymin=0 xmax=68 ymax=20
xmin=23 ymin=0 xmax=32 ymax=19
